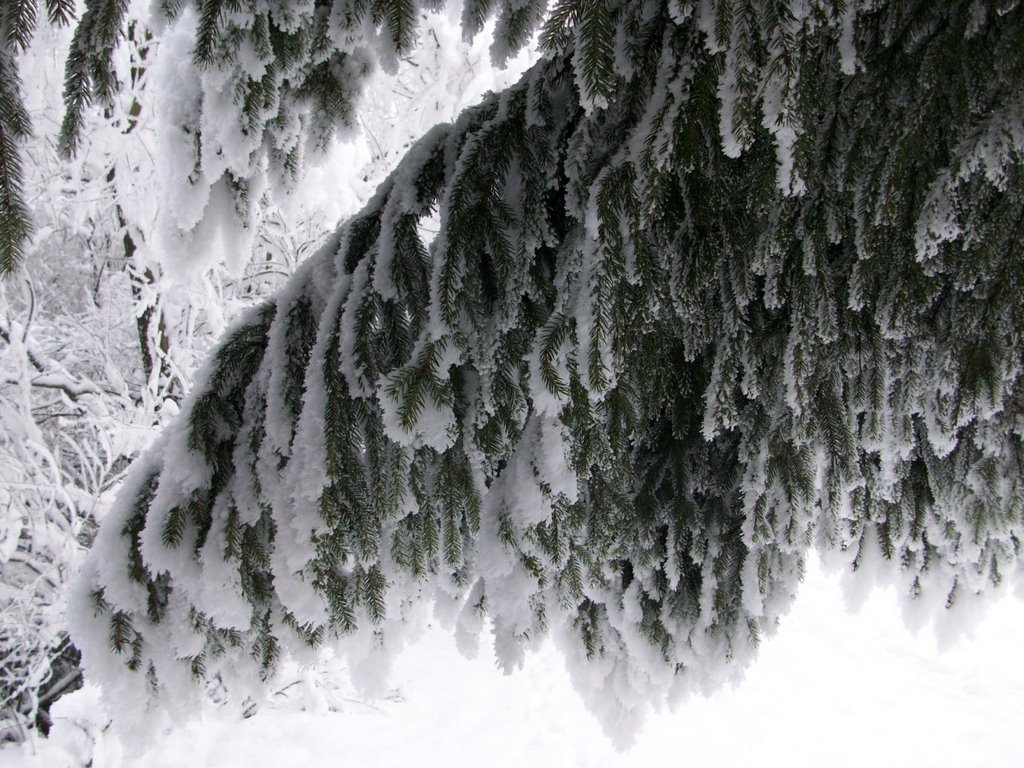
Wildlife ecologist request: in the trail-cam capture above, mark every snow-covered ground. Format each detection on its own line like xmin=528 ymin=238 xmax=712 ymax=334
xmin=4 ymin=556 xmax=1022 ymax=768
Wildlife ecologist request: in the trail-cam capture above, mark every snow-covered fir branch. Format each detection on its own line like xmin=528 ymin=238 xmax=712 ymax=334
xmin=66 ymin=0 xmax=1024 ymax=737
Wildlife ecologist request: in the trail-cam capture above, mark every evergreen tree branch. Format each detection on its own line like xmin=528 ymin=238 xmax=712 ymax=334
xmin=71 ymin=0 xmax=1024 ymax=735
xmin=0 ymin=45 xmax=31 ymax=275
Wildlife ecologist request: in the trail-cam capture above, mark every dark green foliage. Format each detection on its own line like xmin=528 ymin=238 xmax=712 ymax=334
xmin=0 ymin=0 xmax=53 ymax=274
xmin=575 ymin=0 xmax=617 ymax=107
xmin=59 ymin=1 xmax=130 ymax=158
xmin=0 ymin=44 xmax=31 ymax=275
xmin=493 ymin=0 xmax=547 ymax=62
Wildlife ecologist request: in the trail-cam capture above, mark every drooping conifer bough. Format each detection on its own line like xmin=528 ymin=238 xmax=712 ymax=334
xmin=72 ymin=0 xmax=1023 ymax=731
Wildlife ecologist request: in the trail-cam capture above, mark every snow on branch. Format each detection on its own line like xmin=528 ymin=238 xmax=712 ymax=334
xmin=73 ymin=0 xmax=1024 ymax=740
